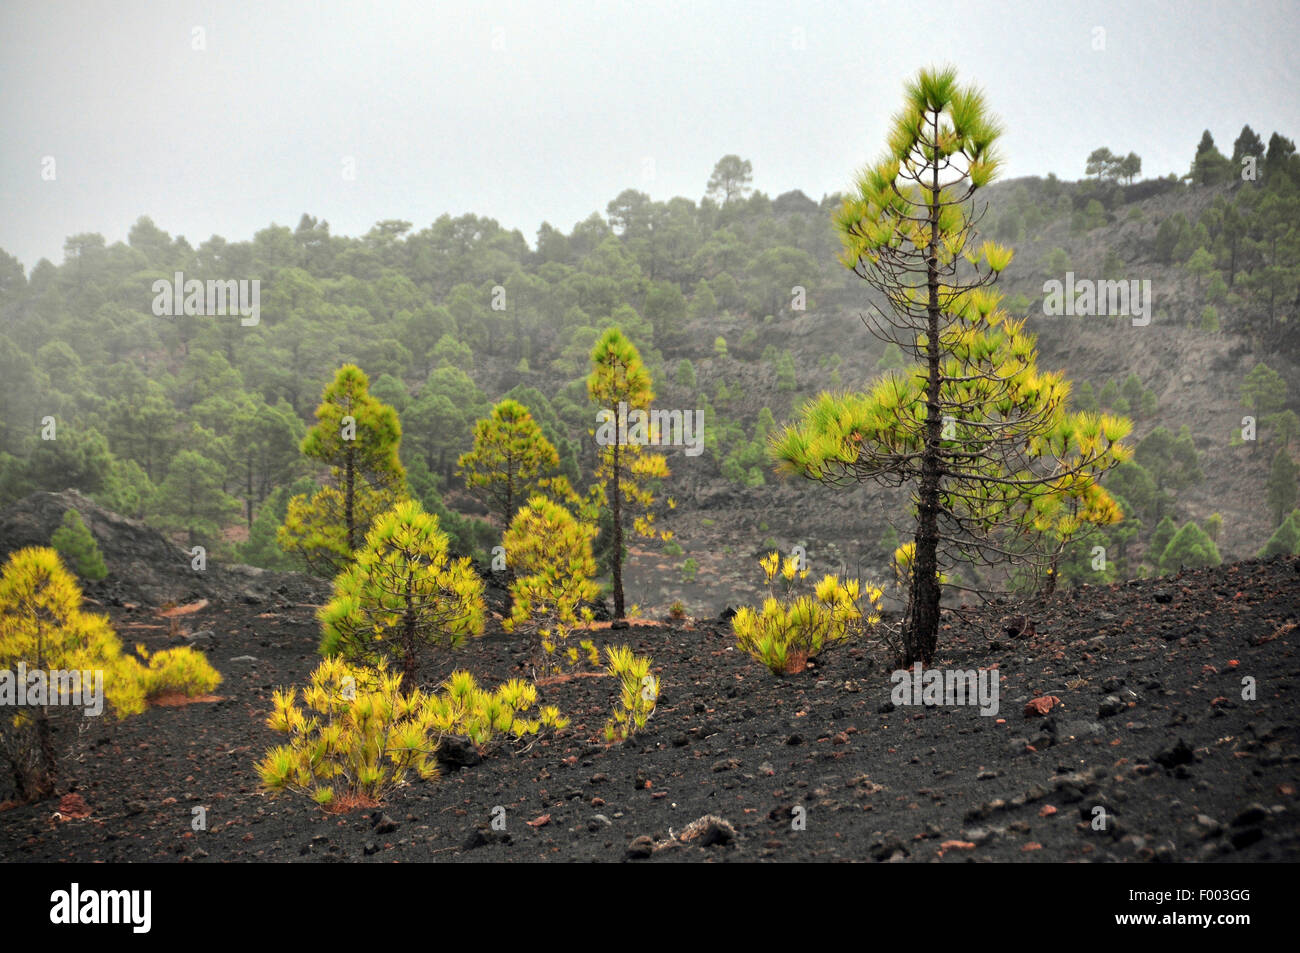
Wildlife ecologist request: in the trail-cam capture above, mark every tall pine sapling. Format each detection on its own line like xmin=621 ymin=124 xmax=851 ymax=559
xmin=772 ymin=67 xmax=1130 ymax=665
xmin=587 ymin=327 xmax=671 ymax=620
xmin=279 ymin=365 xmax=407 ymax=576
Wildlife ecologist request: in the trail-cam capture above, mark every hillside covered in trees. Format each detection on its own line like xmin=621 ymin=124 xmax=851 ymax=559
xmin=1 ymin=127 xmax=1298 ymax=618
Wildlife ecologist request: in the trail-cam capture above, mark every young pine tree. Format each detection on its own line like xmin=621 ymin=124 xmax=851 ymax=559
xmin=501 ymin=494 xmax=600 ymax=675
xmin=771 ymin=68 xmax=1130 ymax=664
xmin=279 ymin=365 xmax=407 ymax=576
xmin=1259 ymin=513 xmax=1300 ymax=558
xmin=318 ymin=499 xmax=485 ymax=694
xmin=0 ymin=548 xmax=144 ymax=800
xmin=1159 ymin=522 xmax=1222 ymax=573
xmin=50 ymin=509 xmax=107 ymax=582
xmin=456 ymin=398 xmax=563 ymax=529
xmin=1265 ymin=447 xmax=1299 ymax=527
xmin=1148 ymin=514 xmax=1178 ymax=566
xmin=587 ymin=327 xmax=671 ymax=620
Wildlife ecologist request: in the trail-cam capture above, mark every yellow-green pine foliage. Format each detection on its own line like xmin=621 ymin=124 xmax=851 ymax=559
xmin=771 ymin=67 xmax=1131 ymax=664
xmin=732 ymin=551 xmax=883 ymax=675
xmin=0 ymin=548 xmax=143 ymax=799
xmin=586 ymin=327 xmax=671 ymax=620
xmin=501 ymin=494 xmax=599 ymax=674
xmin=50 ymin=509 xmax=107 ymax=581
xmin=257 ymin=657 xmax=441 ymax=807
xmin=132 ymin=644 xmax=223 ymax=699
xmin=428 ymin=669 xmax=569 ymax=748
xmin=603 ymin=644 xmax=659 ymax=741
xmin=279 ymin=364 xmax=408 ymax=575
xmin=457 ymin=398 xmax=562 ymax=529
xmin=318 ymin=499 xmax=485 ymax=692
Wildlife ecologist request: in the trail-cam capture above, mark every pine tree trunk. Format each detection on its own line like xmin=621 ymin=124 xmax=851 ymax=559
xmin=400 ymin=573 xmax=417 ymax=695
xmin=246 ymin=458 xmax=255 ymax=529
xmin=345 ymin=446 xmax=356 ymax=555
xmin=611 ymin=441 xmax=625 ymax=620
xmin=907 ymin=126 xmax=945 ymax=667
xmin=34 ymin=707 xmax=57 ymax=799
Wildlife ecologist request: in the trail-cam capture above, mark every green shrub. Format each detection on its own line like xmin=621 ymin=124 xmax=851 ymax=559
xmin=50 ymin=510 xmax=106 ymax=581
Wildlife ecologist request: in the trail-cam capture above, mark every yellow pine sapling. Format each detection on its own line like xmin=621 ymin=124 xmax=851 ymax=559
xmin=603 ymin=644 xmax=659 ymax=741
xmin=501 ymin=494 xmax=600 ymax=677
xmin=279 ymin=364 xmax=408 ymax=576
xmin=257 ymin=657 xmax=441 ymax=808
xmin=732 ymin=551 xmax=883 ymax=675
xmin=132 ymin=644 xmax=223 ymax=700
xmin=428 ymin=670 xmax=569 ymax=748
xmin=319 ymin=499 xmax=485 ymax=694
xmin=587 ymin=327 xmax=672 ymax=621
xmin=457 ymin=398 xmax=566 ymax=529
xmin=0 ymin=547 xmax=219 ymax=800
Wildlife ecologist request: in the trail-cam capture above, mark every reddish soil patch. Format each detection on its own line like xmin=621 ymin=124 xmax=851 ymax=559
xmin=148 ymin=693 xmax=224 ymax=707
xmin=158 ymin=600 xmax=209 ymax=618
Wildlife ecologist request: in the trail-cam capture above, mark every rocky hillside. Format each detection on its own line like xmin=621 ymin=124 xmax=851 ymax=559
xmin=0 ymin=489 xmax=327 ymax=608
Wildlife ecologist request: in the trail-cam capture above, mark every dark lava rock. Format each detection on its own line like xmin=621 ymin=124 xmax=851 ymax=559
xmin=626 ymin=835 xmax=655 ymax=859
xmin=679 ymin=815 xmax=737 ymax=847
xmin=371 ymin=812 xmax=399 ymax=834
xmin=871 ymin=840 xmax=909 ymax=861
xmin=462 ymin=829 xmax=511 ymax=850
xmin=435 ymin=735 xmax=483 ymax=770
xmin=1232 ymin=803 xmax=1268 ymax=827
xmin=1153 ymin=590 xmax=1173 ymax=604
xmin=1098 ymin=695 xmax=1125 ymax=718
xmin=1153 ymin=738 xmax=1195 ymax=768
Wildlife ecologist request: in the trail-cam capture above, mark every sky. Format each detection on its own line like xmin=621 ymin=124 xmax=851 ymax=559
xmin=1 ymin=0 xmax=1297 ymax=271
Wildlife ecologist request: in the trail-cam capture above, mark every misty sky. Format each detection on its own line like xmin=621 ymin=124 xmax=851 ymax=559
xmin=2 ymin=0 xmax=1297 ymax=272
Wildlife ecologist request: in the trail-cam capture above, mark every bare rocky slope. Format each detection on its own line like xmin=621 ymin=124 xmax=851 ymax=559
xmin=0 ymin=490 xmax=1297 ymax=863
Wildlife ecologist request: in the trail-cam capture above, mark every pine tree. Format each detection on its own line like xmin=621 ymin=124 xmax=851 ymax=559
xmin=1204 ymin=512 xmax=1223 ymax=543
xmin=502 ymin=495 xmax=599 ymax=674
xmin=318 ymin=499 xmax=485 ymax=693
xmin=771 ymin=68 xmax=1130 ymax=664
xmin=457 ymin=399 xmax=562 ymax=529
xmin=1135 ymin=425 xmax=1203 ymax=492
xmin=1159 ymin=522 xmax=1221 ymax=573
xmin=49 ymin=509 xmax=107 ymax=582
xmin=279 ymin=365 xmax=407 ymax=576
xmin=1258 ymin=514 xmax=1300 ymax=558
xmin=1265 ymin=447 xmax=1299 ymax=527
xmin=0 ymin=548 xmax=144 ymax=799
xmin=1148 ymin=515 xmax=1178 ymax=566
xmin=587 ymin=327 xmax=671 ymax=620
xmin=149 ymin=449 xmax=242 ymax=547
